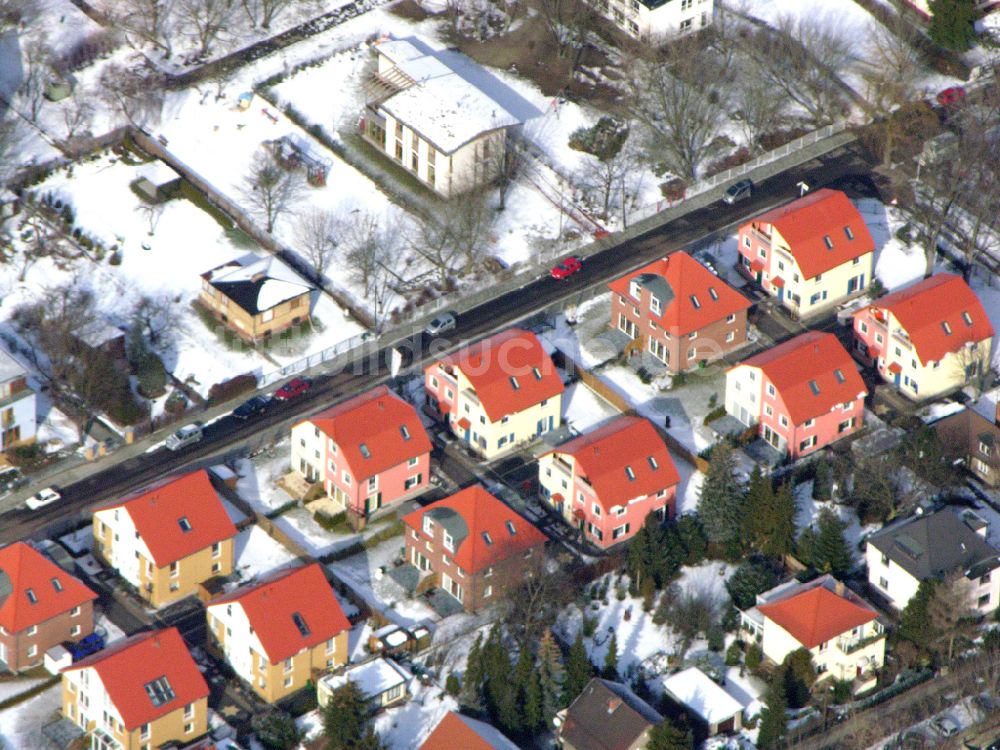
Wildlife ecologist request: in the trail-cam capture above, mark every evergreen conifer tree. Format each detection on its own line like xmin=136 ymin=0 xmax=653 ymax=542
xmin=461 ymin=632 xmax=484 ymax=708
xmin=764 ymin=480 xmax=797 ymax=558
xmin=757 ymin=675 xmax=788 ymax=749
xmin=602 ymin=632 xmax=619 ymax=679
xmin=537 ymin=629 xmax=566 ymax=724
xmin=698 ymin=443 xmax=745 ymax=550
xmin=647 ymin=718 xmax=693 ymax=750
xmin=928 ymin=0 xmax=977 ymax=50
xmin=563 ymin=632 xmax=595 ymax=705
xmin=812 ymin=507 xmax=853 ymax=577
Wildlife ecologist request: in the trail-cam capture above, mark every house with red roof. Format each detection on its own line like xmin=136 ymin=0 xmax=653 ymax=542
xmin=737 ymin=189 xmax=874 ymax=316
xmin=724 ymin=331 xmax=867 ymax=459
xmin=537 ymin=416 xmax=680 ymax=548
xmin=93 ymin=470 xmax=238 ymax=608
xmin=852 ymin=274 xmax=994 ymax=400
xmin=739 ymin=575 xmax=885 ymax=693
xmin=402 ymin=485 xmax=548 ymax=612
xmin=291 ymin=385 xmax=432 ymax=527
xmin=420 ymin=711 xmax=520 ymax=750
xmin=424 ymin=328 xmax=564 ymax=460
xmin=206 ymin=563 xmax=351 ymax=703
xmin=0 ymin=542 xmax=96 ymax=673
xmin=607 ymin=252 xmax=751 ymax=372
xmin=61 ymin=627 xmax=209 ymax=750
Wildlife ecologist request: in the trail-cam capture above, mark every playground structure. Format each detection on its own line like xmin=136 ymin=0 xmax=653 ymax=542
xmin=266 ymin=134 xmax=333 ymax=187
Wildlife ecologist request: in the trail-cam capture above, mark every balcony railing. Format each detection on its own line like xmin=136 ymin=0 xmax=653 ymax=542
xmin=837 ymin=633 xmax=884 ymax=655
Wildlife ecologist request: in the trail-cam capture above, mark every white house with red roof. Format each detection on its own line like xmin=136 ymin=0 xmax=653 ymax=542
xmin=725 ymin=331 xmax=867 ymax=459
xmin=607 ymin=252 xmax=751 ymax=373
xmin=737 ymin=189 xmax=874 ymax=316
xmin=402 ymin=485 xmax=548 ymax=612
xmin=424 ymin=328 xmax=564 ymax=459
xmin=537 ymin=416 xmax=680 ymax=548
xmin=739 ymin=575 xmax=885 ymax=692
xmin=852 ymin=273 xmax=994 ymax=400
xmin=93 ymin=470 xmax=238 ymax=608
xmin=61 ymin=627 xmax=209 ymax=750
xmin=206 ymin=563 xmax=351 ymax=703
xmin=0 ymin=542 xmax=96 ymax=673
xmin=290 ymin=385 xmax=432 ymax=526
xmin=420 ymin=711 xmax=521 ymax=750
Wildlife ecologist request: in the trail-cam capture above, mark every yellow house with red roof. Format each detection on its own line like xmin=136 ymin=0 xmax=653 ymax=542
xmin=537 ymin=416 xmax=680 ymax=548
xmin=402 ymin=485 xmax=548 ymax=612
xmin=852 ymin=273 xmax=994 ymax=400
xmin=206 ymin=563 xmax=351 ymax=703
xmin=737 ymin=189 xmax=874 ymax=316
xmin=61 ymin=627 xmax=209 ymax=750
xmin=424 ymin=328 xmax=564 ymax=460
xmin=0 ymin=542 xmax=96 ymax=672
xmin=93 ymin=470 xmax=237 ymax=608
xmin=740 ymin=576 xmax=885 ymax=692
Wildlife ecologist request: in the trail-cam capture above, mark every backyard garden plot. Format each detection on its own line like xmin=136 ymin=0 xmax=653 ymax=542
xmin=233 ymin=524 xmax=300 ymax=579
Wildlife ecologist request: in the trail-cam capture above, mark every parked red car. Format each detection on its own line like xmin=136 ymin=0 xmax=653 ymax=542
xmin=551 ymin=256 xmax=583 ymax=279
xmin=274 ymin=377 xmax=312 ymax=401
xmin=936 ymin=86 xmax=966 ymax=107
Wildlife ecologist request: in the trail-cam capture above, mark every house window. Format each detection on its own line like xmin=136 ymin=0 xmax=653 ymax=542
xmin=838 ymin=417 xmax=856 ymax=433
xmin=765 ymin=405 xmax=773 ymax=417
xmin=443 ymin=531 xmax=454 ymax=552
xmin=343 ymin=471 xmax=351 ymax=485
xmin=980 ymin=594 xmax=992 ymax=607
xmin=51 ymin=577 xmax=63 ymax=592
xmin=141 ymin=724 xmax=151 ymax=740
xmin=743 ymin=235 xmax=750 ymax=247
xmin=726 ymin=313 xmax=736 ymax=323
xmin=27 ymin=644 xmax=37 ymax=657
xmin=860 ymin=321 xmax=868 ymax=334
xmin=612 ymin=524 xmax=630 ymax=539
xmin=834 ymin=369 xmax=845 ymax=383
xmin=423 ymin=516 xmax=434 ymax=535
xmin=71 ymin=606 xmax=80 ymax=617
xmin=647 ymin=456 xmax=658 ymax=470
xmin=169 ymin=562 xmax=179 ymax=578
xmin=404 ymin=474 xmax=422 ymax=490
xmin=981 ymin=573 xmax=992 ymax=585
xmin=71 ymin=624 xmax=81 ymax=636
xmin=879 ymin=577 xmax=889 ymax=590
xmin=780 ymin=416 xmax=788 ymax=427
xmin=593 ymin=504 xmax=602 ymax=517
xmin=799 ymin=436 xmax=817 ymax=452
xmin=212 ymin=542 xmax=221 ymax=558
xmin=767 ymin=384 xmax=775 ymax=397
xmin=942 ymin=321 xmax=952 ymax=335
xmin=184 ymin=703 xmax=195 ymax=719
xmin=804 ymin=418 xmax=814 ymax=428
xmin=408 ymin=456 xmax=419 ymax=467
xmin=726 ymin=331 xmax=735 ymax=343
xmin=625 ymin=466 xmax=636 ymax=481
xmin=650 ymin=296 xmax=661 ymax=315
xmin=27 ymin=624 xmax=36 ymax=635
xmin=484 ymin=586 xmax=493 ymax=598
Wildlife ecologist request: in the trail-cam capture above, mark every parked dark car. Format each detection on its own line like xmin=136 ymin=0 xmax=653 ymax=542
xmin=233 ymin=395 xmax=270 ymax=419
xmin=68 ymin=632 xmax=105 ymax=661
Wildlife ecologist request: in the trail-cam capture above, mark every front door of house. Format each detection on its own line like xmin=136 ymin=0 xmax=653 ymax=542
xmin=366 ymin=493 xmax=382 ymax=514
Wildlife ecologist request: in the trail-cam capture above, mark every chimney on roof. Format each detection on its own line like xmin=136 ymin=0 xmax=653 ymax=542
xmin=607 ymin=697 xmax=622 ymax=714
xmin=251 ymin=272 xmax=267 ymax=283
xmin=834 ymin=579 xmax=845 ymax=597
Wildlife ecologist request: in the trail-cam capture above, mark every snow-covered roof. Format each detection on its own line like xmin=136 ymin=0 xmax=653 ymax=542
xmin=660 ymin=667 xmax=743 ymax=725
xmin=384 ymin=630 xmax=408 ymax=648
xmin=136 ymin=160 xmax=180 ymax=187
xmin=202 ymin=253 xmax=312 ymax=315
xmin=0 ymin=348 xmax=26 ymax=383
xmin=77 ymin=322 xmax=123 ymax=349
xmin=320 ymin=658 xmax=410 ymax=700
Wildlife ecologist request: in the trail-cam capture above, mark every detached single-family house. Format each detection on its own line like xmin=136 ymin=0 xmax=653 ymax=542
xmin=661 ymin=666 xmax=743 ymax=737
xmin=420 ymin=711 xmax=521 ymax=750
xmin=725 ymin=331 xmax=867 ymax=459
xmin=866 ymin=508 xmax=1000 ymax=615
xmin=556 ymin=677 xmax=663 ymax=750
xmin=537 ymin=416 xmax=680 ymax=548
xmin=317 ymin=657 xmax=410 ymax=713
xmin=93 ymin=470 xmax=238 ymax=608
xmin=361 ymin=36 xmax=526 ymax=197
xmin=290 ymin=385 xmax=432 ymax=526
xmin=199 ymin=252 xmax=313 ymax=342
xmin=933 ymin=401 xmax=1000 ymax=486
xmin=737 ymin=189 xmax=874 ymax=316
xmin=586 ymin=0 xmax=713 ymax=40
xmin=0 ymin=348 xmax=35 ymax=452
xmin=740 ymin=575 xmax=885 ymax=693
xmin=852 ymin=274 xmax=994 ymax=400
xmin=206 ymin=563 xmax=351 ymax=703
xmin=402 ymin=485 xmax=548 ymax=612
xmin=607 ymin=251 xmax=751 ymax=372
xmin=424 ymin=328 xmax=564 ymax=460
xmin=0 ymin=542 xmax=96 ymax=673
xmin=61 ymin=627 xmax=209 ymax=750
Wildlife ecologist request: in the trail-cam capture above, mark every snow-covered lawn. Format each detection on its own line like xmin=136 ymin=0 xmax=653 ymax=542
xmin=561 ymin=381 xmax=621 ymax=433
xmin=374 ymin=682 xmax=459 ymax=750
xmin=233 ymin=525 xmax=299 ymax=579
xmin=233 ymin=453 xmax=295 ymax=514
xmin=271 ymin=506 xmax=350 ymax=558
xmin=0 ymin=683 xmax=62 ymax=750
xmin=794 ymin=480 xmax=876 ymax=565
xmin=0 ymin=676 xmax=50 ymax=703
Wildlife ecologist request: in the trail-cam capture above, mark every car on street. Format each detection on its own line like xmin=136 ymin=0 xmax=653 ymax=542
xmin=929 ymin=715 xmax=960 ymax=738
xmin=722 ymin=179 xmax=754 ymax=205
xmin=551 ymin=256 xmax=583 ymax=279
xmin=936 ymin=86 xmax=966 ymax=107
xmin=25 ymin=486 xmax=61 ymax=510
xmin=0 ymin=467 xmax=26 ymax=494
xmin=424 ymin=312 xmax=458 ymax=337
xmin=165 ymin=424 xmax=203 ymax=451
xmin=274 ymin=377 xmax=312 ymax=401
xmin=233 ymin=395 xmax=270 ymax=419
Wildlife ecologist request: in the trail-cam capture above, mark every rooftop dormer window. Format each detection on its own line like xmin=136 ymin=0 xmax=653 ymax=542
xmin=178 ymin=517 xmax=192 ymax=533
xmin=629 ymin=279 xmax=641 ymax=299
xmin=144 ymin=677 xmax=176 ymax=707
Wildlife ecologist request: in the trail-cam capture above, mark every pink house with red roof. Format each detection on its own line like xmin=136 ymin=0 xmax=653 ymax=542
xmin=61 ymin=627 xmax=209 ymax=750
xmin=537 ymin=416 xmax=680 ymax=548
xmin=424 ymin=328 xmax=564 ymax=459
xmin=291 ymin=385 xmax=432 ymax=526
xmin=725 ymin=331 xmax=868 ymax=459
xmin=607 ymin=252 xmax=751 ymax=372
xmin=206 ymin=563 xmax=351 ymax=702
xmin=852 ymin=273 xmax=994 ymax=400
xmin=0 ymin=542 xmax=96 ymax=673
xmin=737 ymin=189 xmax=874 ymax=316
xmin=402 ymin=485 xmax=548 ymax=611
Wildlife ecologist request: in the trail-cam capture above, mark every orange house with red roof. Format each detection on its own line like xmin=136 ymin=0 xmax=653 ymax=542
xmin=402 ymin=485 xmax=548 ymax=612
xmin=93 ymin=470 xmax=237 ymax=608
xmin=420 ymin=711 xmax=521 ymax=749
xmin=424 ymin=328 xmax=564 ymax=460
xmin=0 ymin=542 xmax=96 ymax=672
xmin=725 ymin=331 xmax=867 ymax=459
xmin=737 ymin=189 xmax=874 ymax=316
xmin=740 ymin=575 xmax=885 ymax=692
xmin=608 ymin=252 xmax=751 ymax=372
xmin=537 ymin=416 xmax=680 ymax=548
xmin=61 ymin=627 xmax=209 ymax=750
xmin=852 ymin=273 xmax=994 ymax=400
xmin=291 ymin=385 xmax=432 ymax=525
xmin=206 ymin=563 xmax=351 ymax=702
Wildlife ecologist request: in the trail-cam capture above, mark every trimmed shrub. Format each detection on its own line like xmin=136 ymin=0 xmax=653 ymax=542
xmin=207 ymin=373 xmax=258 ymax=405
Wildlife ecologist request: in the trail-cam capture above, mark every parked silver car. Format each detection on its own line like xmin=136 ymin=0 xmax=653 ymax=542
xmin=165 ymin=424 xmax=203 ymax=451
xmin=424 ymin=312 xmax=457 ymax=336
xmin=722 ymin=179 xmax=754 ymax=205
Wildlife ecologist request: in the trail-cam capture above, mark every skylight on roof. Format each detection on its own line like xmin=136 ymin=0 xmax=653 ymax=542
xmin=505 ymin=520 xmax=516 ymax=536
xmin=690 ymin=295 xmax=701 ymax=310
xmin=625 ymin=466 xmax=636 ymax=481
xmin=834 ymin=369 xmax=845 ymax=383
xmin=482 ymin=532 xmax=494 ymax=546
xmin=708 ymin=287 xmax=719 ymax=301
xmin=51 ymin=577 xmax=63 ymax=593
xmin=648 ymin=456 xmax=658 ymax=470
xmin=509 ymin=376 xmax=520 ymax=391
xmin=533 ymin=367 xmax=542 ymax=381
xmin=292 ymin=612 xmax=311 ymax=637
xmin=178 ymin=517 xmax=192 ymax=533
xmin=360 ymin=443 xmax=371 ymax=458
xmin=144 ymin=676 xmax=176 ymax=707
xmin=26 ymin=588 xmax=36 ymax=604
xmin=823 ymin=235 xmax=833 ymax=249
xmin=400 ymin=425 xmax=411 ymax=441
xmin=942 ymin=321 xmax=953 ymax=335
xmin=963 ymin=311 xmax=973 ymax=326
xmin=844 ymin=226 xmax=854 ymax=240
xmin=808 ymin=380 xmax=820 ymax=395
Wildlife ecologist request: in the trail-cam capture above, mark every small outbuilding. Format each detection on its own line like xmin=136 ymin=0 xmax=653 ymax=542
xmin=317 ymin=657 xmax=410 ymax=713
xmin=661 ymin=667 xmax=744 ymax=737
xmin=133 ymin=160 xmax=182 ymax=202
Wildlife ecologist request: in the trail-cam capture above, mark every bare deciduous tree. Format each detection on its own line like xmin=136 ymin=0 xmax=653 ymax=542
xmin=239 ymin=0 xmax=298 ymax=29
xmin=176 ymin=0 xmax=236 ymax=58
xmin=499 ymin=557 xmax=572 ymax=650
xmin=132 ymin=294 xmax=183 ymax=348
xmin=60 ymin=88 xmax=95 ymax=141
xmin=857 ymin=13 xmax=923 ymax=119
xmin=730 ymin=67 xmax=790 ymax=153
xmin=294 ymin=207 xmax=340 ymax=282
xmin=338 ymin=211 xmax=402 ymax=332
xmin=18 ymin=37 xmax=52 ymax=123
xmin=98 ymin=60 xmax=165 ymax=127
xmin=135 ymin=202 xmax=165 ymax=236
xmin=0 ymin=0 xmax=39 ymax=30
xmin=113 ymin=0 xmax=177 ymax=57
xmin=240 ymin=149 xmax=304 ymax=233
xmin=408 ymin=190 xmax=496 ymax=283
